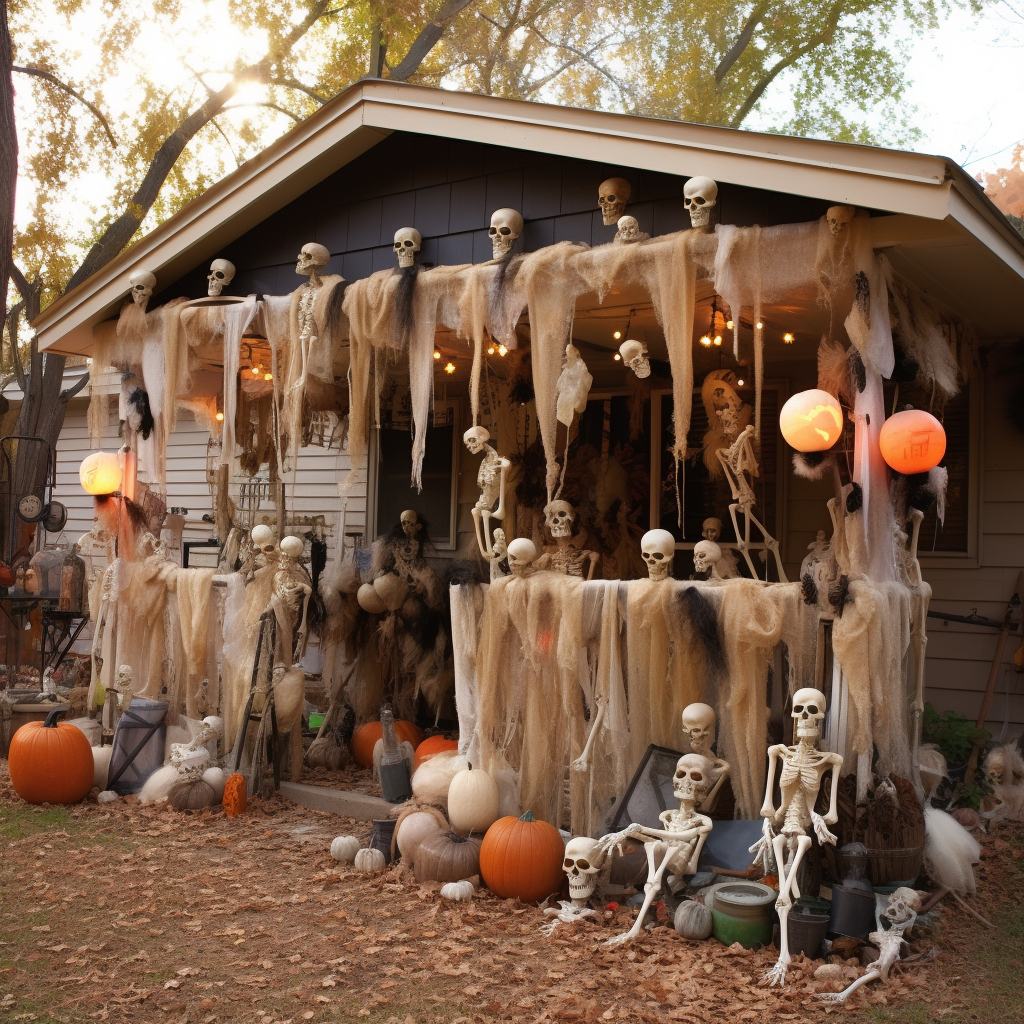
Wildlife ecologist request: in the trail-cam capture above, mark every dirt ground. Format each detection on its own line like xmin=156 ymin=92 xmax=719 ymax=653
xmin=1 ymin=762 xmax=1021 ymax=1024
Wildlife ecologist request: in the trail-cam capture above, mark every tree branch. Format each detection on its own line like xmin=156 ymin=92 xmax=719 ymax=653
xmin=715 ymin=2 xmax=771 ymax=84
xmin=63 ymin=0 xmax=334 ymax=294
xmin=12 ymin=64 xmax=118 ymax=146
xmin=223 ymin=100 xmax=303 ymax=122
xmin=5 ymin=298 xmax=26 ymax=393
xmin=60 ymin=368 xmax=90 ymax=401
xmin=268 ymin=76 xmax=329 ymax=105
xmin=730 ymin=2 xmax=847 ymax=127
xmin=526 ymin=25 xmax=634 ymax=105
xmin=390 ymin=0 xmax=478 ymax=81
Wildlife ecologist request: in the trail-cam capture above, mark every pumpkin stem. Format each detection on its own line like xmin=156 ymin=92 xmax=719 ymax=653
xmin=44 ymin=707 xmax=69 ymax=728
xmin=519 ymin=810 xmax=534 ymax=822
xmin=447 ymin=830 xmax=468 ymax=844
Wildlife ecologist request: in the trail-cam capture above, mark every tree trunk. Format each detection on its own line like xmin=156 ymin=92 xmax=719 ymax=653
xmin=0 ymin=1 xmax=17 ymax=302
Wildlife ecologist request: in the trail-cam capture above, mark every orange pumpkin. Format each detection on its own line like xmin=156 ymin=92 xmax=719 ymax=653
xmin=879 ymin=408 xmax=946 ymax=474
xmin=413 ymin=735 xmax=459 ymax=770
xmin=8 ymin=707 xmax=94 ymax=804
xmin=479 ymin=810 xmax=565 ymax=903
xmin=222 ymin=773 xmax=248 ymax=817
xmin=351 ymin=720 xmax=423 ymax=768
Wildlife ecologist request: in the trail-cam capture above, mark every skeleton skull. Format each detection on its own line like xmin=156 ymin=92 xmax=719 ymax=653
xmin=544 ymin=499 xmax=576 ymax=540
xmin=826 ymin=205 xmax=855 ymax=235
xmin=488 ymin=208 xmax=524 ymax=261
xmin=207 ymin=258 xmax=236 ymax=296
xmin=884 ymin=887 xmax=922 ymax=927
xmin=400 ymin=510 xmax=421 ymax=539
xmin=673 ymin=753 xmax=712 ymax=806
xmin=128 ymin=270 xmax=157 ymax=307
xmin=618 ymin=339 xmax=651 ymax=379
xmin=251 ymin=523 xmax=277 ymax=568
xmin=702 ymin=517 xmax=722 ymax=543
xmin=683 ymin=176 xmax=718 ymax=229
xmin=682 ymin=703 xmax=716 ymax=755
xmin=598 ymin=177 xmax=631 ymax=226
xmin=693 ymin=539 xmax=722 ymax=577
xmin=615 ymin=215 xmax=641 ymax=243
xmin=506 ymin=537 xmax=537 ymax=577
xmin=984 ymin=749 xmax=1006 ymax=787
xmin=563 ymin=837 xmax=603 ymax=903
xmin=792 ymin=687 xmax=827 ymax=742
xmin=393 ymin=227 xmax=422 ymax=268
xmin=641 ymin=529 xmax=675 ymax=581
xmin=295 ymin=242 xmax=330 ymax=277
xmin=463 ymin=425 xmax=490 ymax=455
xmin=279 ymin=535 xmax=304 ymax=562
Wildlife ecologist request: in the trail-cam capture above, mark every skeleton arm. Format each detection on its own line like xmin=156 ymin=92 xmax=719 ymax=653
xmin=760 ymin=744 xmax=783 ymax=819
xmin=490 ymin=456 xmax=511 ymax=521
xmin=700 ymin=757 xmax=731 ymax=810
xmin=571 ymin=699 xmax=605 ymax=773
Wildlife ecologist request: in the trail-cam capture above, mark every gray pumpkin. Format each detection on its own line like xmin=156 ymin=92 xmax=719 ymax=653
xmin=674 ymin=899 xmax=713 ymax=940
xmin=413 ymin=829 xmax=482 ymax=883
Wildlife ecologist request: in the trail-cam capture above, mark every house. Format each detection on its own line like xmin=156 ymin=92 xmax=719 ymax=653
xmin=31 ymin=79 xmax=1024 ymax=741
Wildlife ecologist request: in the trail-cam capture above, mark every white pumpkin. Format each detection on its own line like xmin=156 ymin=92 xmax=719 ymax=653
xmin=674 ymin=899 xmax=713 ymax=940
xmin=330 ymin=835 xmax=362 ymax=864
xmin=447 ymin=764 xmax=500 ymax=835
xmin=354 ymin=847 xmax=387 ymax=874
xmin=394 ymin=809 xmax=447 ymax=868
xmin=440 ymin=879 xmax=475 ymax=902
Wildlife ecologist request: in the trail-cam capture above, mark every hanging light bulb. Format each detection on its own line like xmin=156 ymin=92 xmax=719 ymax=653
xmin=713 ymin=335 xmax=722 ymax=346
xmin=497 ymin=344 xmax=508 ymax=357
xmin=726 ymin=320 xmax=734 ymax=330
xmin=215 ymin=411 xmax=225 ymax=422
xmin=613 ymin=331 xmax=622 ymax=340
xmin=487 ymin=345 xmax=495 ymax=355
xmin=444 ymin=362 xmax=456 ymax=374
xmin=755 ymin=321 xmax=763 ymax=330
xmin=613 ymin=352 xmax=622 ymax=361
xmin=736 ymin=379 xmax=745 ymax=387
xmin=433 ymin=350 xmax=441 ymax=360
xmin=251 ymin=366 xmax=260 ymax=376
xmin=264 ymin=372 xmax=273 ymax=382
xmin=783 ymin=332 xmax=794 ymax=344
xmin=699 ymin=334 xmax=712 ymax=347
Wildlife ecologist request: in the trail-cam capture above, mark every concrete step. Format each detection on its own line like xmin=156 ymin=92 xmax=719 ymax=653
xmin=278 ymin=780 xmax=395 ymax=821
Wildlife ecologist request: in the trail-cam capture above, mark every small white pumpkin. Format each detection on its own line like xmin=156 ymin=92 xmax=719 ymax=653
xmin=447 ymin=763 xmax=500 ymax=834
xmin=354 ymin=847 xmax=387 ymax=874
xmin=440 ymin=879 xmax=475 ymax=902
xmin=394 ymin=808 xmax=447 ymax=868
xmin=674 ymin=899 xmax=713 ymax=940
xmin=331 ymin=835 xmax=362 ymax=864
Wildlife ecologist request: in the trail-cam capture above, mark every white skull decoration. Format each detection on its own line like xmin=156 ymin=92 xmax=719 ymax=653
xmin=615 ymin=215 xmax=641 ymax=243
xmin=462 ymin=425 xmax=490 ymax=455
xmin=393 ymin=227 xmax=421 ymax=268
xmin=681 ymin=703 xmax=716 ymax=755
xmin=693 ymin=539 xmax=722 ymax=576
xmin=279 ymin=534 xmax=304 ymax=562
xmin=884 ymin=887 xmax=922 ymax=927
xmin=618 ymin=339 xmax=651 ymax=379
xmin=641 ymin=528 xmax=675 ymax=581
xmin=673 ymin=753 xmax=712 ymax=805
xmin=702 ymin=517 xmax=722 ymax=543
xmin=683 ymin=176 xmax=718 ymax=228
xmin=598 ymin=177 xmax=631 ymax=226
xmin=295 ymin=242 xmax=330 ymax=277
xmin=207 ymin=258 xmax=236 ymax=296
xmin=128 ymin=270 xmax=157 ymax=307
xmin=826 ymin=205 xmax=855 ymax=235
xmin=792 ymin=687 xmax=827 ymax=741
xmin=251 ymin=523 xmax=276 ymax=567
xmin=506 ymin=537 xmax=537 ymax=577
xmin=544 ymin=499 xmax=575 ymax=539
xmin=400 ymin=509 xmax=421 ymax=539
xmin=488 ymin=208 xmax=524 ymax=261
xmin=563 ymin=837 xmax=603 ymax=903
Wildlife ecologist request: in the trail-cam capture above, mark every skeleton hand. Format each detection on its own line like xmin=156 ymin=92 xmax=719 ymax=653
xmin=570 ymin=752 xmax=590 ymax=773
xmin=598 ymin=826 xmax=638 ymax=857
xmin=811 ymin=811 xmax=838 ymax=846
xmin=749 ymin=818 xmax=776 ymax=874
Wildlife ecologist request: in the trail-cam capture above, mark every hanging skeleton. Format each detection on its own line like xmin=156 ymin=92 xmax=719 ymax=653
xmin=464 ymin=427 xmax=510 ymax=561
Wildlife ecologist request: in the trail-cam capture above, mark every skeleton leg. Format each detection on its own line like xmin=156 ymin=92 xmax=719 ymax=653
xmin=605 ymin=842 xmax=674 ymax=946
xmin=471 ymin=506 xmax=489 ymax=560
xmin=765 ymin=833 xmax=812 ymax=987
xmin=744 ymin=507 xmax=788 ymax=583
xmin=479 ymin=508 xmax=495 ymax=559
xmin=818 ymin=966 xmax=882 ymax=1005
xmin=728 ymin=502 xmax=760 ymax=579
xmin=571 ymin=701 xmax=604 ymax=773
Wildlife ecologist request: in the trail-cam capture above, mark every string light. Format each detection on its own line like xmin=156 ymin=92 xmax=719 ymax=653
xmin=613 ymin=331 xmax=621 ymax=340
xmin=736 ymin=379 xmax=745 ymax=387
xmin=487 ymin=345 xmax=495 ymax=355
xmin=497 ymin=344 xmax=508 ymax=357
xmin=215 ymin=412 xmax=225 ymax=422
xmin=755 ymin=321 xmax=763 ymax=330
xmin=613 ymin=352 xmax=622 ymax=361
xmin=726 ymin=320 xmax=734 ymax=330
xmin=444 ymin=362 xmax=456 ymax=374
xmin=699 ymin=333 xmax=712 ymax=347
xmin=713 ymin=335 xmax=722 ymax=346
xmin=783 ymin=332 xmax=794 ymax=344
xmin=433 ymin=350 xmax=441 ymax=360
xmin=251 ymin=366 xmax=260 ymax=376
xmin=264 ymin=373 xmax=273 ymax=382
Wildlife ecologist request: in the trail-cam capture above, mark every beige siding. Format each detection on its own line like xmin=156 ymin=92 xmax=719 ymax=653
xmin=921 ymin=360 xmax=1024 ymax=737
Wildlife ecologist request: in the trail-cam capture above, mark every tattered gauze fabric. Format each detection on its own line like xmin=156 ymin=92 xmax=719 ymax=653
xmin=217 ymin=296 xmax=259 ymax=470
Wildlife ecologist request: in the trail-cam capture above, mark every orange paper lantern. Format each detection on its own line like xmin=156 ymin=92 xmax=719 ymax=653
xmin=879 ymin=408 xmax=946 ymax=474
xmin=779 ymin=389 xmax=844 ymax=452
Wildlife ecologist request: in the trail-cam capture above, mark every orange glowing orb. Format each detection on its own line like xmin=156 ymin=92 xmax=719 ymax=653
xmin=778 ymin=389 xmax=844 ymax=452
xmin=879 ymin=408 xmax=946 ymax=474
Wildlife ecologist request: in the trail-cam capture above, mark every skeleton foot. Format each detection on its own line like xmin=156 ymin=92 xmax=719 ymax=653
xmin=603 ymin=929 xmax=639 ymax=947
xmin=763 ymin=958 xmax=790 ymax=988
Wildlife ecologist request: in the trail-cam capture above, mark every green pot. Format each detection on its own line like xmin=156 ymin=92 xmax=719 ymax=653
xmin=707 ymin=881 xmax=777 ymax=950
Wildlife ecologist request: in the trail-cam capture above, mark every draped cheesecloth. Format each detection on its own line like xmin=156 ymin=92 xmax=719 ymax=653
xmin=451 ymin=583 xmax=487 ymax=763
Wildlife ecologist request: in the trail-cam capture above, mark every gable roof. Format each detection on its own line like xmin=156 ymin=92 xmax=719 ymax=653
xmin=35 ymin=79 xmax=1024 ymax=354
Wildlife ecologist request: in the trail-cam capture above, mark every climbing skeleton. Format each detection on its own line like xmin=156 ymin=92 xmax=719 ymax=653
xmin=681 ymin=703 xmax=731 ymax=812
xmin=716 ymin=423 xmax=787 ymax=581
xmin=464 ymin=426 xmax=510 ymax=561
xmin=752 ymin=687 xmax=842 ymax=987
xmin=597 ymin=753 xmax=714 ymax=946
